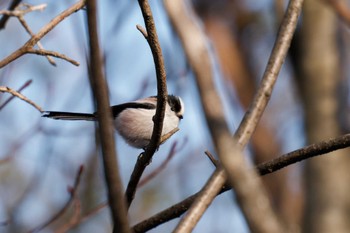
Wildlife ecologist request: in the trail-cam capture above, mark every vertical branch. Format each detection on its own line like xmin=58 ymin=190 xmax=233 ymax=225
xmin=166 ymin=0 xmax=303 ymax=232
xmin=124 ymin=0 xmax=168 ymax=208
xmin=85 ymin=1 xmax=130 ymax=233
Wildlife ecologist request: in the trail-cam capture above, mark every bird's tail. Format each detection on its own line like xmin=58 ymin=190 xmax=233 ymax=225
xmin=42 ymin=111 xmax=96 ymax=121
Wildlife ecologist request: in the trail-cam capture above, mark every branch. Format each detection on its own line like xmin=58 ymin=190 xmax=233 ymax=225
xmin=0 ymin=85 xmax=43 ymax=112
xmin=26 ymin=48 xmax=79 ymax=66
xmin=85 ymin=1 xmax=130 ymax=233
xmin=0 ymin=3 xmax=46 ymax=17
xmin=133 ymin=133 xmax=350 ymax=232
xmin=165 ymin=0 xmax=303 ymax=232
xmin=138 ymin=139 xmax=183 ymax=187
xmin=124 ymin=0 xmax=168 ymax=209
xmin=29 ymin=166 xmax=84 ymax=233
xmin=0 ymin=79 xmax=32 ymax=110
xmin=14 ymin=4 xmax=56 ymax=66
xmin=0 ymin=0 xmax=22 ymax=29
xmin=325 ymin=0 xmax=350 ymax=27
xmin=0 ymin=0 xmax=84 ymax=68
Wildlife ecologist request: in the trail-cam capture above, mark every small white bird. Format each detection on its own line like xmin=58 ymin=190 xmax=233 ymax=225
xmin=42 ymin=95 xmax=184 ymax=149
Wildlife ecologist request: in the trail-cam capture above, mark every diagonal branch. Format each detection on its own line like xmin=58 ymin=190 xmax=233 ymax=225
xmin=29 ymin=166 xmax=84 ymax=233
xmin=0 ymin=85 xmax=43 ymax=112
xmin=124 ymin=0 xmax=168 ymax=209
xmin=0 ymin=0 xmax=84 ymax=68
xmin=133 ymin=133 xmax=350 ymax=232
xmin=166 ymin=0 xmax=303 ymax=232
xmin=0 ymin=79 xmax=32 ymax=110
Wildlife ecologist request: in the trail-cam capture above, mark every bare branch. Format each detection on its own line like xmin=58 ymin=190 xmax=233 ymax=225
xmin=26 ymin=48 xmax=79 ymax=66
xmin=204 ymin=150 xmax=218 ymax=167
xmin=0 ymin=85 xmax=43 ymax=112
xmin=85 ymin=1 xmax=130 ymax=233
xmin=14 ymin=5 xmax=56 ymax=66
xmin=54 ymin=198 xmax=81 ymax=233
xmin=166 ymin=0 xmax=303 ymax=232
xmin=325 ymin=0 xmax=350 ymax=27
xmin=0 ymin=79 xmax=32 ymax=110
xmin=29 ymin=166 xmax=84 ymax=233
xmin=139 ymin=141 xmax=180 ymax=187
xmin=136 ymin=24 xmax=148 ymax=38
xmin=0 ymin=0 xmax=85 ymax=68
xmin=0 ymin=0 xmax=22 ymax=29
xmin=125 ymin=0 xmax=168 ymax=209
xmin=0 ymin=3 xmax=47 ymax=17
xmin=133 ymin=133 xmax=350 ymax=232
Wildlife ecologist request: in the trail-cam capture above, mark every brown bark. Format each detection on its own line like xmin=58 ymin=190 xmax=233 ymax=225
xmin=300 ymin=0 xmax=350 ymax=232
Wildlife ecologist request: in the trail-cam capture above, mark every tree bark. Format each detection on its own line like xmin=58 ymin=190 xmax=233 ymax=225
xmin=300 ymin=1 xmax=350 ymax=232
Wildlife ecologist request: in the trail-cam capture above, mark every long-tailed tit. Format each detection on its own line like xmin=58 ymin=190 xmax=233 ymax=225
xmin=42 ymin=95 xmax=184 ymax=149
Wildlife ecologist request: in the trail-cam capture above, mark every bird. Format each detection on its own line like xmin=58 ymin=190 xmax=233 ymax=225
xmin=42 ymin=95 xmax=184 ymax=149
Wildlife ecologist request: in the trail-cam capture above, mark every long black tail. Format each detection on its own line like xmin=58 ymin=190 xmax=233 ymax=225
xmin=42 ymin=111 xmax=96 ymax=121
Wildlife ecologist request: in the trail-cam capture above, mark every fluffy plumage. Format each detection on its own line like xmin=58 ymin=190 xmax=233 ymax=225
xmin=42 ymin=95 xmax=184 ymax=148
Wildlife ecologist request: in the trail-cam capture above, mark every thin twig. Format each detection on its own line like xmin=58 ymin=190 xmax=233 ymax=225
xmin=136 ymin=24 xmax=148 ymax=38
xmin=29 ymin=166 xmax=84 ymax=233
xmin=13 ymin=4 xmax=56 ymax=66
xmin=0 ymin=0 xmax=85 ymax=68
xmin=0 ymin=0 xmax=22 ymax=29
xmin=54 ymin=198 xmax=81 ymax=233
xmin=0 ymin=86 xmax=43 ymax=112
xmin=52 ymin=201 xmax=108 ymax=232
xmin=204 ymin=150 xmax=218 ymax=167
xmin=124 ymin=0 xmax=168 ymax=209
xmin=0 ymin=3 xmax=47 ymax=17
xmin=133 ymin=133 xmax=350 ymax=232
xmin=0 ymin=79 xmax=32 ymax=110
xmin=26 ymin=48 xmax=79 ymax=66
xmin=139 ymin=141 xmax=179 ymax=187
xmin=85 ymin=1 xmax=130 ymax=233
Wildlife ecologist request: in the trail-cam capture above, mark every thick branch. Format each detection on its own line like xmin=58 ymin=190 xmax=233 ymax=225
xmin=85 ymin=1 xmax=130 ymax=233
xmin=133 ymin=133 xmax=350 ymax=232
xmin=166 ymin=0 xmax=303 ymax=232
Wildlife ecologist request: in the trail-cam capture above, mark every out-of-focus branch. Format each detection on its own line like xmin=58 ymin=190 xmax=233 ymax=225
xmin=85 ymin=1 xmax=130 ymax=233
xmin=138 ymin=139 xmax=185 ymax=187
xmin=325 ymin=0 xmax=350 ymax=27
xmin=166 ymin=0 xmax=303 ymax=232
xmin=29 ymin=166 xmax=84 ymax=233
xmin=0 ymin=79 xmax=32 ymax=110
xmin=0 ymin=0 xmax=22 ymax=29
xmin=124 ymin=0 xmax=168 ymax=209
xmin=0 ymin=0 xmax=84 ymax=68
xmin=0 ymin=85 xmax=43 ymax=112
xmin=133 ymin=133 xmax=350 ymax=232
xmin=0 ymin=3 xmax=46 ymax=17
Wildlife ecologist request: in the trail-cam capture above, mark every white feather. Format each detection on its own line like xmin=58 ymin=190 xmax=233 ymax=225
xmin=114 ymin=103 xmax=180 ymax=148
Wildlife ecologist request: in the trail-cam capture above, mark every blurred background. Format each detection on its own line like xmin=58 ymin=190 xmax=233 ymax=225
xmin=0 ymin=0 xmax=349 ymax=232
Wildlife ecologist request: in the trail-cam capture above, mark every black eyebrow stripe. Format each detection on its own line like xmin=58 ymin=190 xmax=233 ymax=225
xmin=109 ymin=102 xmax=156 ymax=117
